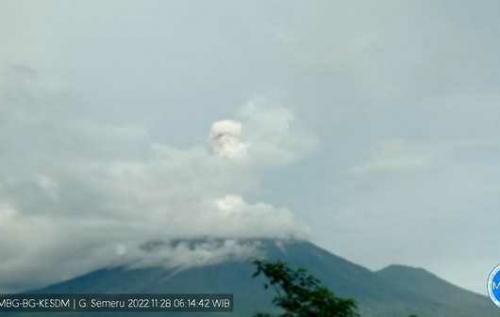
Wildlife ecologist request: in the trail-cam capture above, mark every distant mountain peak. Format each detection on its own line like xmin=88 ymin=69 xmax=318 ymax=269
xmin=377 ymin=264 xmax=438 ymax=279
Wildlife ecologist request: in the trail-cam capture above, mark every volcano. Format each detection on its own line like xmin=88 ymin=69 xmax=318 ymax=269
xmin=10 ymin=239 xmax=497 ymax=317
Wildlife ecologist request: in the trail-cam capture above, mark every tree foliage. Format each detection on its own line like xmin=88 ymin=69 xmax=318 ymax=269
xmin=252 ymin=260 xmax=359 ymax=317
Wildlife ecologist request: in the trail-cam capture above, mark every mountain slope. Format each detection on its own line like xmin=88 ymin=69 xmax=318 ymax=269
xmin=11 ymin=239 xmax=498 ymax=317
xmin=375 ymin=265 xmax=494 ymax=317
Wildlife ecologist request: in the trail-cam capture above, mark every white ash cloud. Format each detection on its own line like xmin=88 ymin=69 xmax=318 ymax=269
xmin=210 ymin=120 xmax=248 ymax=159
xmin=0 ymin=67 xmax=312 ymax=292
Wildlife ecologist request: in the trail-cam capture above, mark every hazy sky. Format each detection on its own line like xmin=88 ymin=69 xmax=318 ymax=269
xmin=1 ymin=0 xmax=500 ymax=294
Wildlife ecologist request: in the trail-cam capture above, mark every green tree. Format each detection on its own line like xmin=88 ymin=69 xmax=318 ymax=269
xmin=252 ymin=260 xmax=359 ymax=317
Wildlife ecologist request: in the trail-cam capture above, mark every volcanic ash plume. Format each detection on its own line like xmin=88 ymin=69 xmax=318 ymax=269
xmin=210 ymin=120 xmax=248 ymax=159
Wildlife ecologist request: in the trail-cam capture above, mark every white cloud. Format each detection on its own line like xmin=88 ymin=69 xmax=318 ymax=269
xmin=0 ymin=67 xmax=311 ymax=292
xmin=35 ymin=174 xmax=60 ymax=201
xmin=125 ymin=239 xmax=264 ymax=269
xmin=0 ymin=203 xmax=17 ymax=222
xmin=236 ymin=99 xmax=317 ymax=166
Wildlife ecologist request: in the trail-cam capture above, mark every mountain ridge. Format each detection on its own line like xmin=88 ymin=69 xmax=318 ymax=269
xmin=8 ymin=239 xmax=498 ymax=317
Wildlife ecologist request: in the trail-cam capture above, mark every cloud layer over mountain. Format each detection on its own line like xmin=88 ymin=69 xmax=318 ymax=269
xmin=0 ymin=68 xmax=316 ymax=291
